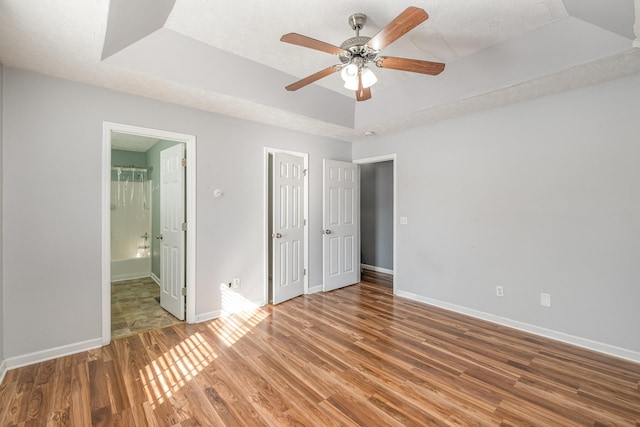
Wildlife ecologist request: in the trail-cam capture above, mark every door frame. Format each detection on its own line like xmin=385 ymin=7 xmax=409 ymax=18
xmin=353 ymin=154 xmax=397 ymax=294
xmin=102 ymin=122 xmax=197 ymax=345
xmin=263 ymin=147 xmax=309 ymax=304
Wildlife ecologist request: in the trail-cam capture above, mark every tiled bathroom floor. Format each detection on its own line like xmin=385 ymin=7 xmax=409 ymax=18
xmin=111 ymin=277 xmax=183 ymax=339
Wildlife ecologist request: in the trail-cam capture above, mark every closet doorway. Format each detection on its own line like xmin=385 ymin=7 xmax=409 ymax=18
xmin=354 ymin=155 xmax=396 ymax=291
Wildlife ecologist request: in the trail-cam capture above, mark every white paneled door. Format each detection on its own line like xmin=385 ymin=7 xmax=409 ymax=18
xmin=323 ymin=159 xmax=359 ymax=292
xmin=272 ymin=152 xmax=305 ymax=304
xmin=159 ymin=144 xmax=186 ymax=320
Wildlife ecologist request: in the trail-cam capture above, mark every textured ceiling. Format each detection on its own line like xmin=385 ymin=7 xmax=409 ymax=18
xmin=164 ymin=0 xmax=568 ymax=95
xmin=0 ymin=0 xmax=638 ymax=142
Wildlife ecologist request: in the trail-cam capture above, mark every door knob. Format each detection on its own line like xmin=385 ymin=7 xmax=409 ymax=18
xmin=156 ymin=234 xmax=163 ymax=240
xmin=322 ymin=229 xmax=332 ymax=235
xmin=272 ymin=233 xmax=283 ymax=238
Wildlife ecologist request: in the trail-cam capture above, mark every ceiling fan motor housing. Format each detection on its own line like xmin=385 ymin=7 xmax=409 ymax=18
xmin=339 ymin=13 xmax=379 ymax=66
xmin=339 ymin=37 xmax=377 ymax=64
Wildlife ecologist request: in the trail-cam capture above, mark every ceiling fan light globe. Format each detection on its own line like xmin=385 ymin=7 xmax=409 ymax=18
xmin=340 ymin=63 xmax=359 ymax=82
xmin=344 ymin=78 xmax=359 ymax=91
xmin=361 ymin=67 xmax=377 ymax=88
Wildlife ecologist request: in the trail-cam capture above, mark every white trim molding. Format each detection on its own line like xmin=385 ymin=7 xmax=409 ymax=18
xmin=195 ymin=310 xmax=221 ymax=324
xmin=396 ymin=291 xmax=640 ymax=364
xmin=361 ymin=264 xmax=394 ymax=275
xmin=308 ymin=285 xmax=323 ymax=294
xmin=0 ymin=359 xmax=7 ymax=385
xmin=150 ymin=272 xmax=161 ymax=286
xmin=4 ymin=338 xmax=103 ymax=371
xmin=195 ymin=296 xmax=265 ymax=323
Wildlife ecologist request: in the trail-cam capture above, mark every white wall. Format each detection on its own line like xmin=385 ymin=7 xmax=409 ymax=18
xmin=353 ymin=74 xmax=640 ymax=358
xmin=2 ymin=68 xmax=350 ymax=359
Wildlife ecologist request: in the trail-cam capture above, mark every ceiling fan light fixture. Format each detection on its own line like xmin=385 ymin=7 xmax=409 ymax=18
xmin=343 ymin=76 xmax=359 ymax=91
xmin=342 ymin=64 xmax=377 ymax=91
xmin=340 ymin=63 xmax=358 ymax=83
xmin=342 ymin=64 xmax=360 ymax=90
xmin=360 ymin=67 xmax=377 ymax=88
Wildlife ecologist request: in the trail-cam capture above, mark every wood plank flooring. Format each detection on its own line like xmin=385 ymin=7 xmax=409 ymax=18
xmin=361 ymin=269 xmax=393 ymax=288
xmin=2 ymin=278 xmax=639 ymax=426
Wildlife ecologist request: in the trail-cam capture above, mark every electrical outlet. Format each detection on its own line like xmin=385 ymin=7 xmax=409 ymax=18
xmin=232 ymin=277 xmax=241 ymax=289
xmin=540 ymin=293 xmax=551 ymax=307
xmin=496 ymin=286 xmax=504 ymax=297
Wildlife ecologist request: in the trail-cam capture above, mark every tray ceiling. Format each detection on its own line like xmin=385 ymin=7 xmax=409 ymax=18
xmin=0 ymin=0 xmax=638 ymax=142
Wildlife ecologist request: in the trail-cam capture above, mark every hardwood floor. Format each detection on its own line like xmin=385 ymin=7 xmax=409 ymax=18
xmin=2 ymin=279 xmax=639 ymax=426
xmin=111 ymin=278 xmax=183 ymax=339
xmin=361 ymin=268 xmax=393 ymax=288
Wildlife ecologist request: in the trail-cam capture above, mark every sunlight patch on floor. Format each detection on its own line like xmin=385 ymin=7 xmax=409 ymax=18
xmin=138 ymin=289 xmax=271 ymax=407
xmin=208 ymin=307 xmax=270 ymax=348
xmin=140 ymin=332 xmax=217 ymax=406
xmin=220 ymin=288 xmax=261 ymax=316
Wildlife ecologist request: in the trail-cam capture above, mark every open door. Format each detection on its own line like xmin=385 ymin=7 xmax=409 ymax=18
xmin=272 ymin=152 xmax=305 ymax=304
xmin=159 ymin=144 xmax=185 ymax=320
xmin=323 ymin=159 xmax=359 ymax=292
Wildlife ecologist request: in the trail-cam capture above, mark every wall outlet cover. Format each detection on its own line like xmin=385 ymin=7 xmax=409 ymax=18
xmin=540 ymin=293 xmax=551 ymax=307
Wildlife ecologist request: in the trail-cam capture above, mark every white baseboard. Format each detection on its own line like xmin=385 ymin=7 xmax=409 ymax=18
xmin=361 ymin=264 xmax=394 ymax=275
xmin=111 ymin=273 xmax=151 ymax=283
xmin=150 ymin=272 xmax=160 ymax=286
xmin=0 ymin=359 xmax=7 ymax=385
xmin=195 ymin=310 xmax=221 ymax=323
xmin=396 ymin=291 xmax=640 ymax=364
xmin=4 ymin=338 xmax=103 ymax=371
xmin=308 ymin=285 xmax=323 ymax=294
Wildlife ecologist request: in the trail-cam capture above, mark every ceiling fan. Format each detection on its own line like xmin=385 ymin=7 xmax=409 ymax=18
xmin=280 ymin=6 xmax=445 ymax=102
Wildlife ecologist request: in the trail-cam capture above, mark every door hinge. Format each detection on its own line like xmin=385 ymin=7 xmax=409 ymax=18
xmin=181 ymin=158 xmax=187 ymax=167
xmin=303 ymin=169 xmax=307 ymax=176
xmin=181 ymin=287 xmax=187 ymax=296
xmin=181 ymin=222 xmax=187 ymax=231
xmin=303 ymin=269 xmax=306 ymax=276
xmin=303 ymin=219 xmax=307 ymax=226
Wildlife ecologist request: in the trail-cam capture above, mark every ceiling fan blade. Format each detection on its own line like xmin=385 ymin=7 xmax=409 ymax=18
xmin=356 ymin=86 xmax=372 ymax=101
xmin=376 ymin=57 xmax=445 ymax=75
xmin=356 ymin=73 xmax=372 ymax=101
xmin=366 ymin=7 xmax=428 ymax=51
xmin=285 ymin=66 xmax=340 ymax=91
xmin=280 ymin=33 xmax=345 ymax=55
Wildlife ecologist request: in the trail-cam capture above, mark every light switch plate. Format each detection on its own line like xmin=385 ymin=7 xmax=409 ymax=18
xmin=400 ymin=216 xmax=408 ymax=225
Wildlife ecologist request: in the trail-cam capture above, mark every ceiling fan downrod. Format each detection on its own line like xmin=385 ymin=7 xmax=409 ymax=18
xmin=348 ymin=13 xmax=367 ymax=36
xmin=339 ymin=13 xmax=378 ymax=68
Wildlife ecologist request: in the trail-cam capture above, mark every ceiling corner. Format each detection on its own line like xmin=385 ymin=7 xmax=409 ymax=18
xmin=102 ymin=0 xmax=176 ymax=60
xmin=562 ymin=0 xmax=636 ymax=40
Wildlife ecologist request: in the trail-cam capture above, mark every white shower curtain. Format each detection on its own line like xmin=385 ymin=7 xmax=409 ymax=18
xmin=111 ymin=167 xmax=151 ymax=261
